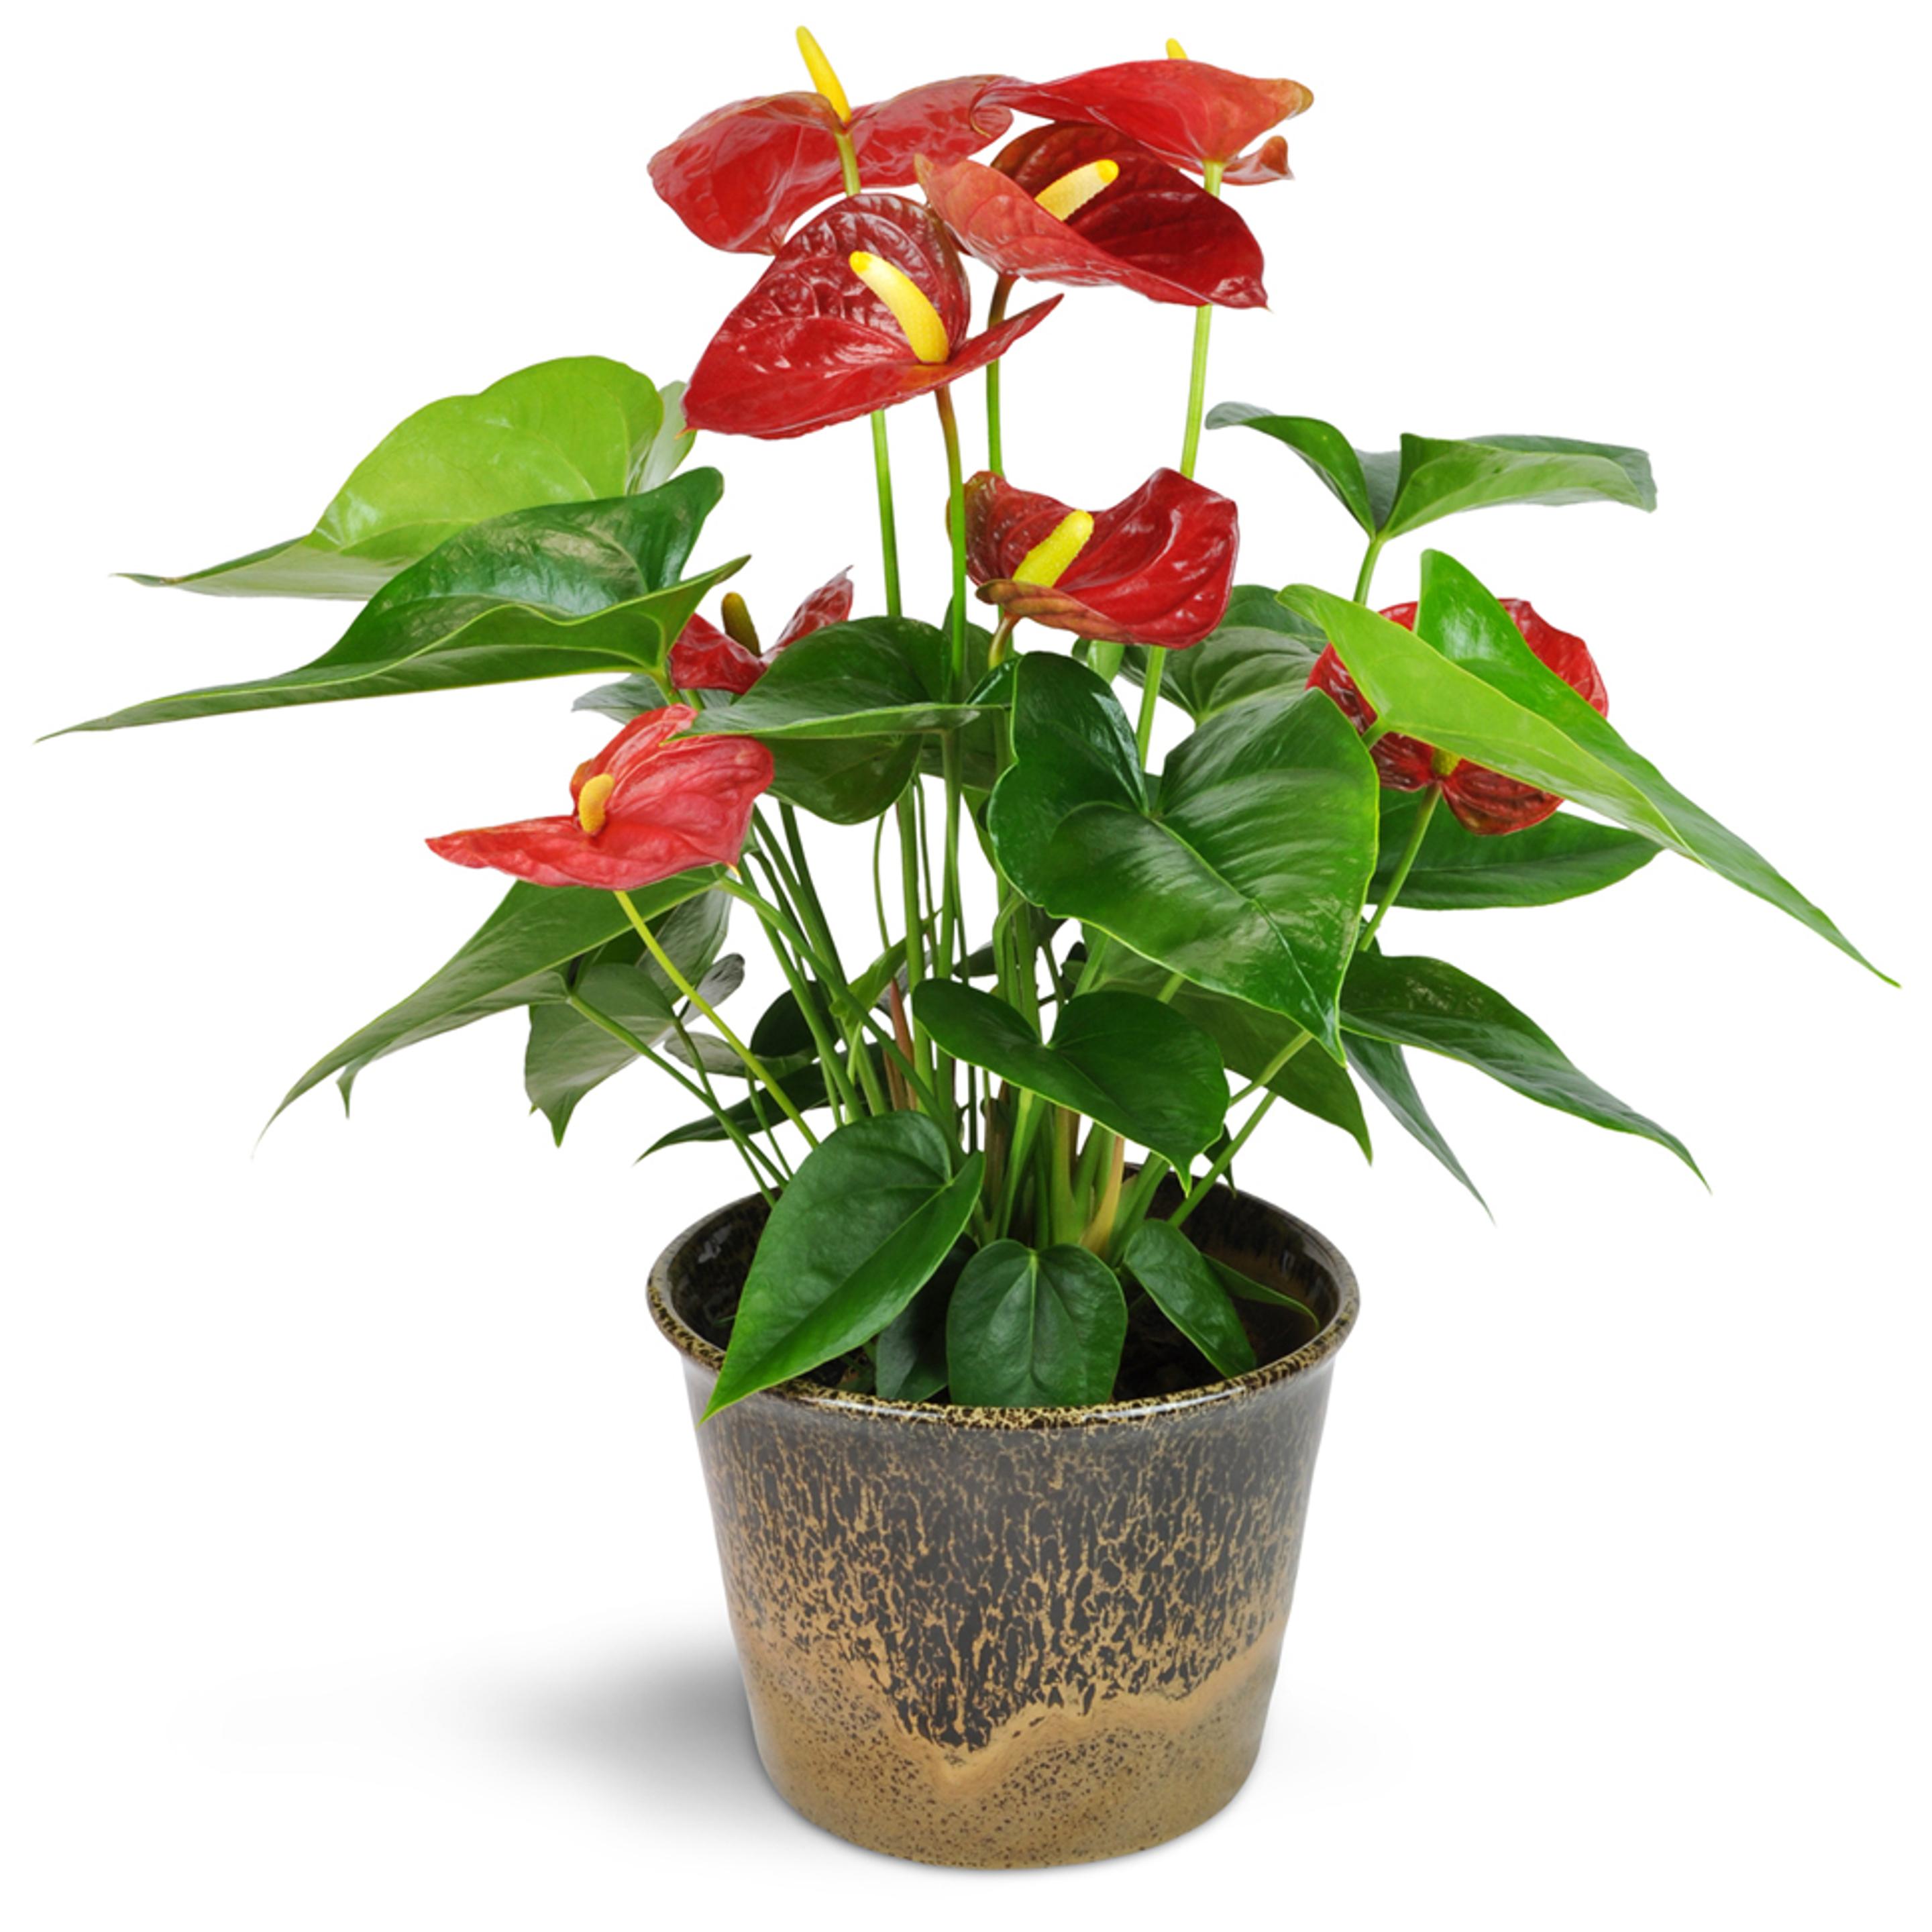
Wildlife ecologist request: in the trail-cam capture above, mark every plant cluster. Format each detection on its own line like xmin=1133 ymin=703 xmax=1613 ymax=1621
xmin=66 ymin=34 xmax=1880 ymax=1416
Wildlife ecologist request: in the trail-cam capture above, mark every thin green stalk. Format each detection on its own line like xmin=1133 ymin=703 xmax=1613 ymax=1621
xmin=616 ymin=891 xmax=819 ymax=1146
xmin=984 ymin=275 xmax=1014 ymax=473
xmin=1170 ymin=1085 xmax=1280 ymax=1226
xmin=1352 ymin=535 xmax=1385 ymax=605
xmin=747 ymin=851 xmax=860 ymax=1122
xmin=1176 ymin=158 xmax=1224 ymax=480
xmin=1136 ymin=651 xmax=1167 ymax=765
xmin=1358 ymin=784 xmax=1441 ymax=956
xmin=871 ymin=814 xmax=893 ymax=956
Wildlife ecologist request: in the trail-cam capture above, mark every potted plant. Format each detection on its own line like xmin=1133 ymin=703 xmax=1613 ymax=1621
xmin=51 ymin=30 xmax=1884 ymax=1869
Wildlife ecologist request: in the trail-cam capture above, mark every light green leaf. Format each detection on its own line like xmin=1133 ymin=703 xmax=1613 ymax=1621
xmin=127 ymin=358 xmax=676 ymax=598
xmin=704 ymin=1116 xmax=984 ymax=1417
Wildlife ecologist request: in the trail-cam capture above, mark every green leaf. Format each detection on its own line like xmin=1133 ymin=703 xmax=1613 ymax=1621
xmin=65 ymin=474 xmax=740 ymax=733
xmin=988 ymin=655 xmax=1381 ymax=1057
xmin=1095 ymin=945 xmax=1371 ymax=1159
xmin=275 ymin=867 xmax=724 ymax=1120
xmin=1210 ymin=405 xmax=1653 ymax=539
xmin=944 ymin=1242 xmax=1128 ymax=1407
xmin=1204 ymin=1254 xmax=1320 ymax=1333
xmin=1344 ymin=1033 xmax=1486 ymax=1209
xmin=523 ymin=895 xmax=732 ymax=1142
xmin=1207 ymin=405 xmax=1393 ymax=535
xmin=704 ymin=1116 xmax=984 ymax=1417
xmin=1371 ymin=790 xmax=1659 ymax=910
xmin=1126 ymin=584 xmax=1326 ymax=723
xmin=1122 ymin=1221 xmax=1258 ymax=1381
xmin=1342 ymin=951 xmax=1699 ymax=1176
xmin=634 ymin=380 xmax=693 ymax=494
xmin=873 ymin=1254 xmax=964 ymax=1403
xmin=1283 ymin=556 xmax=1884 ymax=977
xmin=640 ymin=1060 xmax=845 ymax=1158
xmin=1382 ymin=433 xmax=1656 ymax=537
xmin=126 ymin=358 xmax=676 ymax=598
xmin=915 ymin=983 xmax=1228 ymax=1169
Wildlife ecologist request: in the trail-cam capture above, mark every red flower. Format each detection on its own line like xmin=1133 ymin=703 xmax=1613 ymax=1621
xmin=918 ymin=122 xmax=1266 ymax=309
xmin=649 ymin=76 xmax=1015 ymax=255
xmin=986 ymin=58 xmax=1311 ymax=182
xmin=965 ymin=468 xmax=1239 ymax=649
xmin=683 ymin=195 xmax=1059 ymax=441
xmin=1309 ymin=600 xmax=1610 ymax=835
xmin=427 ymin=707 xmax=773 ymax=890
xmin=670 ymin=569 xmax=855 ymax=695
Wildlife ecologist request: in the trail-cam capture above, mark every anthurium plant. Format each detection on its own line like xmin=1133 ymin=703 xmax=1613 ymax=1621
xmin=64 ymin=33 xmax=1883 ymax=1418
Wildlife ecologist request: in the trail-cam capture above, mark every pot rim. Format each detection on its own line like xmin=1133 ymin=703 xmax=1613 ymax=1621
xmin=647 ymin=1185 xmax=1360 ymax=1431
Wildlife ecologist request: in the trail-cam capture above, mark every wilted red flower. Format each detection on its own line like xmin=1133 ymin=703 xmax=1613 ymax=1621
xmin=918 ymin=122 xmax=1266 ymax=309
xmin=670 ymin=570 xmax=855 ymax=694
xmin=965 ymin=468 xmax=1239 ymax=648
xmin=986 ymin=56 xmax=1311 ymax=182
xmin=427 ymin=707 xmax=773 ymax=890
xmin=649 ymin=76 xmax=1014 ymax=255
xmin=1309 ymin=599 xmax=1610 ymax=835
xmin=683 ymin=195 xmax=1059 ymax=440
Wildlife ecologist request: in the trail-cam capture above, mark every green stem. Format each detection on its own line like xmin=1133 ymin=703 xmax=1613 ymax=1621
xmin=1358 ymin=784 xmax=1440 ymax=956
xmin=1177 ymin=160 xmax=1224 ymax=482
xmin=1170 ymin=1085 xmax=1279 ymax=1226
xmin=1136 ymin=651 xmax=1166 ymax=765
xmin=747 ymin=849 xmax=861 ymax=1122
xmin=934 ymin=384 xmax=971 ymax=1110
xmin=869 ymin=413 xmax=902 ymax=616
xmin=985 ymin=275 xmax=1014 ymax=473
xmin=1352 ymin=534 xmax=1385 ymax=605
xmin=615 ymin=890 xmax=819 ymax=1146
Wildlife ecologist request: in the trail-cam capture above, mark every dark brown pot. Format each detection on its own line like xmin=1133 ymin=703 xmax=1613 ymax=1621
xmin=647 ymin=1182 xmax=1359 ymax=1868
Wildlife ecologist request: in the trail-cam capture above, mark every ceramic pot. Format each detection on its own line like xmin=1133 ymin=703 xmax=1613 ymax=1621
xmin=647 ymin=1181 xmax=1358 ymax=1868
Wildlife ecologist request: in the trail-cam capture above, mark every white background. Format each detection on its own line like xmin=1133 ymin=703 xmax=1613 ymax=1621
xmin=5 ymin=1 xmax=1927 ymax=1925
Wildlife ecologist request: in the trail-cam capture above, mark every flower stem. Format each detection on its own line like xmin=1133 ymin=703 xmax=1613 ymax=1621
xmin=985 ymin=274 xmax=1013 ymax=474
xmin=1357 ymin=784 xmax=1440 ymax=956
xmin=1177 ymin=158 xmax=1225 ymax=482
xmin=1352 ymin=534 xmax=1385 ymax=605
xmin=1136 ymin=651 xmax=1165 ymax=765
xmin=615 ymin=890 xmax=819 ymax=1146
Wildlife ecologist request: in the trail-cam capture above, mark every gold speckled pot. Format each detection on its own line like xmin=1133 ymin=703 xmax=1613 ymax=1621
xmin=648 ymin=1182 xmax=1358 ymax=1868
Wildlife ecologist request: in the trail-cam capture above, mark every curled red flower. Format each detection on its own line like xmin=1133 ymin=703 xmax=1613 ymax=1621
xmin=918 ymin=122 xmax=1266 ymax=309
xmin=670 ymin=569 xmax=855 ymax=695
xmin=1309 ymin=600 xmax=1610 ymax=836
xmin=965 ymin=468 xmax=1239 ymax=649
xmin=427 ymin=707 xmax=773 ymax=890
xmin=682 ymin=195 xmax=1059 ymax=441
xmin=648 ymin=73 xmax=1014 ymax=256
xmin=986 ymin=57 xmax=1311 ymax=181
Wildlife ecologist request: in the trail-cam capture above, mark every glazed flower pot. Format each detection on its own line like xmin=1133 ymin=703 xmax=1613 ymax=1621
xmin=648 ymin=1180 xmax=1358 ymax=1868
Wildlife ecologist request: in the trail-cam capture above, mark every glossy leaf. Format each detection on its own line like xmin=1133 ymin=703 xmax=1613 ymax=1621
xmin=275 ymin=867 xmax=724 ymax=1121
xmin=1344 ymin=1032 xmax=1486 ymax=1208
xmin=704 ymin=1116 xmax=984 ymax=1417
xmin=1122 ymin=1220 xmax=1258 ymax=1381
xmin=1371 ymin=790 xmax=1658 ymax=909
xmin=523 ymin=894 xmax=732 ymax=1142
xmin=944 ymin=1242 xmax=1128 ymax=1407
xmin=915 ymin=983 xmax=1227 ymax=1169
xmin=1204 ymin=1254 xmax=1320 ymax=1334
xmin=67 ymin=474 xmax=741 ymax=733
xmin=1095 ymin=945 xmax=1371 ymax=1159
xmin=1127 ymin=584 xmax=1326 ymax=721
xmin=128 ymin=358 xmax=677 ymax=598
xmin=988 ymin=655 xmax=1380 ymax=1056
xmin=640 ymin=1060 xmax=845 ymax=1158
xmin=1284 ymin=559 xmax=1882 ymax=975
xmin=1342 ymin=951 xmax=1698 ymax=1175
xmin=1210 ymin=405 xmax=1654 ymax=537
xmin=873 ymin=1255 xmax=965 ymax=1403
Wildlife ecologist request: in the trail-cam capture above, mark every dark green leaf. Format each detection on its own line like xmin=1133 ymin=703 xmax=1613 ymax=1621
xmin=1344 ymin=1033 xmax=1486 ymax=1208
xmin=523 ymin=893 xmax=730 ymax=1141
xmin=640 ymin=1060 xmax=845 ymax=1158
xmin=1283 ymin=557 xmax=1883 ymax=976
xmin=1342 ymin=951 xmax=1699 ymax=1175
xmin=275 ymin=867 xmax=723 ymax=1120
xmin=988 ymin=655 xmax=1381 ymax=1056
xmin=873 ymin=1251 xmax=966 ymax=1402
xmin=1207 ymin=405 xmax=1389 ymax=534
xmin=1127 ymin=584 xmax=1326 ymax=723
xmin=1122 ymin=1221 xmax=1258 ymax=1381
xmin=126 ymin=358 xmax=677 ymax=598
xmin=1204 ymin=1254 xmax=1320 ymax=1334
xmin=915 ymin=983 xmax=1227 ymax=1169
xmin=704 ymin=1116 xmax=984 ymax=1417
xmin=66 ymin=474 xmax=740 ymax=733
xmin=1371 ymin=790 xmax=1659 ymax=910
xmin=945 ymin=1242 xmax=1128 ymax=1407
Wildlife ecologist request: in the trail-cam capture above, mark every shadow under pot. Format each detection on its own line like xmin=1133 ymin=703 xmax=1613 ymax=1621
xmin=647 ymin=1181 xmax=1358 ymax=1868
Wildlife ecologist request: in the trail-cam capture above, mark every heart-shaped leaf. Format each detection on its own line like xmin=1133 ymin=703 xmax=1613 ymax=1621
xmin=1371 ymin=790 xmax=1658 ymax=910
xmin=1122 ymin=1220 xmax=1258 ymax=1381
xmin=944 ymin=1241 xmax=1128 ymax=1407
xmin=1211 ymin=405 xmax=1654 ymax=539
xmin=1342 ymin=951 xmax=1698 ymax=1175
xmin=704 ymin=1115 xmax=984 ymax=1418
xmin=65 ymin=474 xmax=739 ymax=733
xmin=1283 ymin=556 xmax=1883 ymax=976
xmin=523 ymin=892 xmax=731 ymax=1141
xmin=276 ymin=867 xmax=724 ymax=1121
xmin=1125 ymin=584 xmax=1326 ymax=722
xmin=988 ymin=655 xmax=1380 ymax=1056
xmin=127 ymin=358 xmax=678 ymax=599
xmin=915 ymin=983 xmax=1227 ymax=1169
xmin=1095 ymin=945 xmax=1371 ymax=1159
